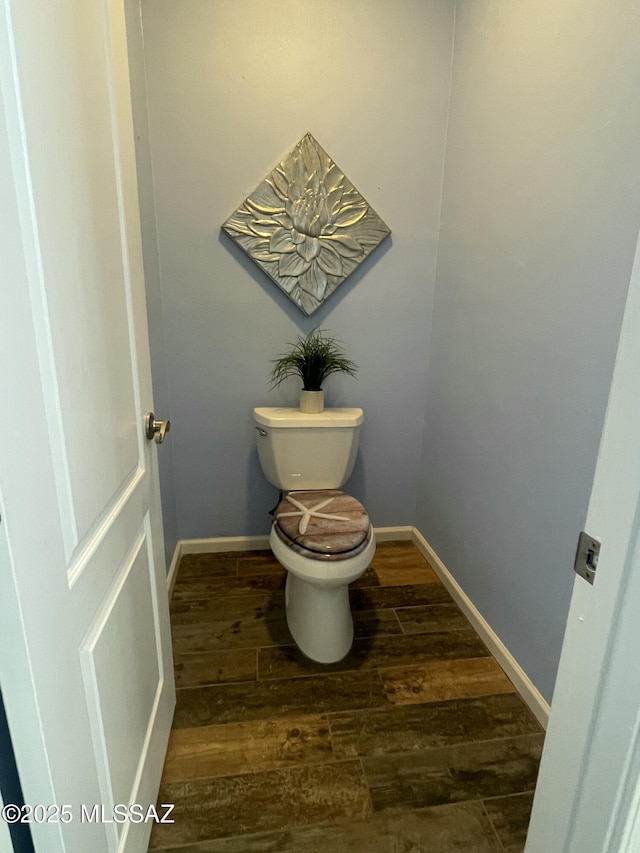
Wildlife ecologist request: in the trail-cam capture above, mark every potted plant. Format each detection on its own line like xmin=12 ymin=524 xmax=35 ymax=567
xmin=270 ymin=328 xmax=358 ymax=413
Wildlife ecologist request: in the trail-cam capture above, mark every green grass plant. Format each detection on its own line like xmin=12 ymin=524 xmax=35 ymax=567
xmin=270 ymin=328 xmax=357 ymax=391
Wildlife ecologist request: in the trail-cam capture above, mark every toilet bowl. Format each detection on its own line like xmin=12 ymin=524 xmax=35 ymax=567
xmin=270 ymin=489 xmax=376 ymax=662
xmin=253 ymin=406 xmax=376 ymax=663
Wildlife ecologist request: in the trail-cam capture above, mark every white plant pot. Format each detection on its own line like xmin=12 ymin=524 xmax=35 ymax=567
xmin=300 ymin=390 xmax=324 ymax=413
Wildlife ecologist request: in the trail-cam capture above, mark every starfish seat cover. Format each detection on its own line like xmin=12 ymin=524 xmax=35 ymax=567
xmin=274 ymin=489 xmax=371 ymax=561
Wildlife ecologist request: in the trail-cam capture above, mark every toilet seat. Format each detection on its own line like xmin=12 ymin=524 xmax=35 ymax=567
xmin=269 ymin=489 xmax=376 ymax=662
xmin=274 ymin=489 xmax=371 ymax=561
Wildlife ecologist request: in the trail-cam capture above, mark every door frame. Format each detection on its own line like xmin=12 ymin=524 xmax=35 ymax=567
xmin=526 ymin=227 xmax=640 ymax=851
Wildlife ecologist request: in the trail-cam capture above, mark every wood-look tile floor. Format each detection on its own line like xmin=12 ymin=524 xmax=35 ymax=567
xmin=149 ymin=541 xmax=544 ymax=852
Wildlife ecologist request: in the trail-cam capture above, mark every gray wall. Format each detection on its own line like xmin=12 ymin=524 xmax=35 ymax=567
xmin=416 ymin=0 xmax=640 ymax=701
xmin=138 ymin=0 xmax=455 ymax=538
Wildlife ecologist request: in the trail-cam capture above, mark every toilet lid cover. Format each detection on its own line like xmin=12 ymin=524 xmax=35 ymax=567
xmin=274 ymin=489 xmax=370 ymax=556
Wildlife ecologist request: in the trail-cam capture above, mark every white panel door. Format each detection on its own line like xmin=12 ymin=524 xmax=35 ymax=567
xmin=0 ymin=0 xmax=175 ymax=851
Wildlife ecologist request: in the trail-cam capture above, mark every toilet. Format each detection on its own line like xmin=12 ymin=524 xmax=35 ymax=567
xmin=253 ymin=406 xmax=376 ymax=663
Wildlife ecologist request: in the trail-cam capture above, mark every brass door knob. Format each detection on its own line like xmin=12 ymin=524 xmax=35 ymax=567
xmin=144 ymin=412 xmax=171 ymax=444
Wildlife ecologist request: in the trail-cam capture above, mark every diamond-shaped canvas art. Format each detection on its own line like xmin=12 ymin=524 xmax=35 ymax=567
xmin=222 ymin=134 xmax=391 ymax=316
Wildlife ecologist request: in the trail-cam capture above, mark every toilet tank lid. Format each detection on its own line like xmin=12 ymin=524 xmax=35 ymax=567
xmin=253 ymin=407 xmax=363 ymax=428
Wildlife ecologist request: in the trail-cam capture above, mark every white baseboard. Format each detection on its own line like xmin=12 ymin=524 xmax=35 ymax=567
xmin=373 ymin=526 xmax=413 ymax=542
xmin=412 ymin=527 xmax=550 ymax=730
xmin=180 ymin=535 xmax=272 ymax=554
xmin=177 ymin=526 xmax=412 ymax=556
xmin=167 ymin=526 xmax=549 ymax=728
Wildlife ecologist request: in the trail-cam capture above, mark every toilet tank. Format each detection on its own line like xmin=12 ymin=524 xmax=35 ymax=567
xmin=253 ymin=407 xmax=363 ymax=491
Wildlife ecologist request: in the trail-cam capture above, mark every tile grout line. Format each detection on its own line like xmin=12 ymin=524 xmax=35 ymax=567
xmin=481 ymin=790 xmax=537 ymax=803
xmin=324 ymin=711 xmax=336 ymax=764
xmin=481 ymin=798 xmax=508 ymax=853
xmin=392 ymin=607 xmax=405 ymax=635
xmin=358 ymin=756 xmax=377 ymax=819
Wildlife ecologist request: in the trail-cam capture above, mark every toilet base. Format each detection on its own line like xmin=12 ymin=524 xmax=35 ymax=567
xmin=285 ymin=572 xmax=354 ymax=663
xmin=270 ymin=524 xmax=376 ymax=663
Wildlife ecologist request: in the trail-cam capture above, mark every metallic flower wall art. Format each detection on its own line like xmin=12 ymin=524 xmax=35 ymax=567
xmin=222 ymin=134 xmax=391 ymax=316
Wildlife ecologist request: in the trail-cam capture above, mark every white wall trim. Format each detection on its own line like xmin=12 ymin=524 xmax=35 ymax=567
xmin=412 ymin=527 xmax=550 ymax=729
xmin=180 ymin=534 xmax=272 ymax=554
xmin=373 ymin=525 xmax=413 ymax=542
xmin=176 ymin=526 xmax=414 ymax=559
